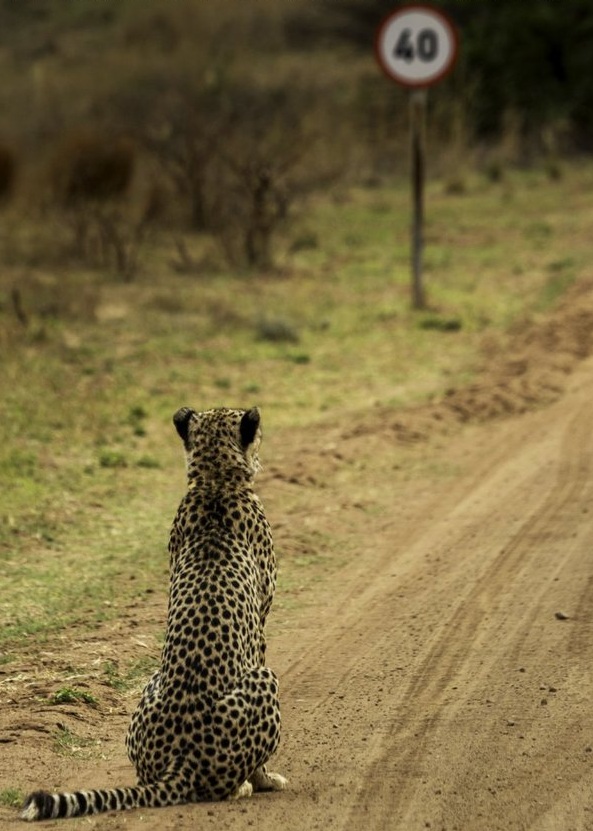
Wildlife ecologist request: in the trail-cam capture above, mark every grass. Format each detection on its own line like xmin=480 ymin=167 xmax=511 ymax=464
xmin=103 ymin=657 xmax=160 ymax=693
xmin=53 ymin=726 xmax=99 ymax=759
xmin=0 ymin=788 xmax=24 ymax=809
xmin=48 ymin=688 xmax=99 ymax=707
xmin=1 ymin=163 xmax=593 ymax=647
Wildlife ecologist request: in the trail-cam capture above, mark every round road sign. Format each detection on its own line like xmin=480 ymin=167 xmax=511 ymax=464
xmin=375 ymin=4 xmax=459 ymax=88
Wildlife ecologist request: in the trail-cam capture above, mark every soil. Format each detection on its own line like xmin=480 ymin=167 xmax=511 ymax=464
xmin=2 ymin=282 xmax=593 ymax=830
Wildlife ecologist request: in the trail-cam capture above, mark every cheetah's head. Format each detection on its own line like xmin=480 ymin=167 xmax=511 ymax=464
xmin=172 ymin=406 xmax=262 ymax=486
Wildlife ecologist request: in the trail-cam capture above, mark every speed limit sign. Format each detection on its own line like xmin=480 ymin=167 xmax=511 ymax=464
xmin=374 ymin=6 xmax=459 ymax=308
xmin=374 ymin=4 xmax=458 ymax=88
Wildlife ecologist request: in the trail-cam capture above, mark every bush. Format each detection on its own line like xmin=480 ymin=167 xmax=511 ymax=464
xmin=111 ymin=70 xmax=342 ymax=269
xmin=50 ymin=129 xmax=135 ymax=206
xmin=0 ymin=142 xmax=16 ymax=203
xmin=47 ymin=129 xmax=161 ymax=279
xmin=206 ymin=83 xmax=339 ymax=269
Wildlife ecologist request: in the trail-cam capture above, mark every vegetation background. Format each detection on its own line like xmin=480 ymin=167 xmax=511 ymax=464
xmin=0 ymin=0 xmax=591 ymax=276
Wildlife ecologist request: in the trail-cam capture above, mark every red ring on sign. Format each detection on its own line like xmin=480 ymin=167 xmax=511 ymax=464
xmin=374 ymin=3 xmax=459 ymax=88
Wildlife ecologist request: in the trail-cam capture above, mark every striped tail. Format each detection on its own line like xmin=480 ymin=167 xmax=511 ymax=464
xmin=20 ymin=781 xmax=185 ymax=821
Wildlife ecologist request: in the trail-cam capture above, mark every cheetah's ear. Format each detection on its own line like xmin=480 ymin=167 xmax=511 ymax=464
xmin=173 ymin=407 xmax=195 ymax=444
xmin=240 ymin=408 xmax=260 ymax=447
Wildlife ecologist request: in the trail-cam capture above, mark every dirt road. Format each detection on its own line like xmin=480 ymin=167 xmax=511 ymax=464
xmin=265 ymin=358 xmax=593 ymax=831
xmin=2 ymin=305 xmax=593 ymax=829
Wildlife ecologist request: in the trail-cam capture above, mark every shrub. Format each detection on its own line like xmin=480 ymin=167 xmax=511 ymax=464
xmin=50 ymin=129 xmax=135 ymax=206
xmin=0 ymin=142 xmax=16 ymax=202
xmin=206 ymin=83 xmax=339 ymax=269
xmin=47 ymin=130 xmax=162 ymax=279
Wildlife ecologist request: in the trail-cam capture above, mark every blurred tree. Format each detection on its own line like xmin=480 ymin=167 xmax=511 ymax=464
xmin=288 ymin=0 xmax=593 ymax=149
xmin=449 ymin=0 xmax=593 ymax=144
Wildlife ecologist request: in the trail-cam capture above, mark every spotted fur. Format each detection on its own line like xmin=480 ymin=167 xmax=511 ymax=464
xmin=21 ymin=407 xmax=286 ymax=821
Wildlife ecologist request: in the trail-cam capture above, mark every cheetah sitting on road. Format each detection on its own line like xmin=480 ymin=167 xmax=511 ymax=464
xmin=21 ymin=406 xmax=286 ymax=821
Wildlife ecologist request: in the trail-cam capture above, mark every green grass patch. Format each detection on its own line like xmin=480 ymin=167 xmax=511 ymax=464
xmin=48 ymin=688 xmax=99 ymax=707
xmin=103 ymin=657 xmax=160 ymax=692
xmin=53 ymin=726 xmax=98 ymax=759
xmin=536 ymin=261 xmax=578 ymax=311
xmin=98 ymin=449 xmax=128 ymax=468
xmin=0 ymin=788 xmax=24 ymax=809
xmin=417 ymin=314 xmax=463 ymax=332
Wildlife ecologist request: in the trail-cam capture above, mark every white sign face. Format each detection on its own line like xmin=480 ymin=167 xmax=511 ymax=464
xmin=375 ymin=5 xmax=458 ymax=88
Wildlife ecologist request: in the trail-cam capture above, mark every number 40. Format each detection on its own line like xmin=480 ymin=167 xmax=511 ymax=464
xmin=394 ymin=28 xmax=439 ymax=63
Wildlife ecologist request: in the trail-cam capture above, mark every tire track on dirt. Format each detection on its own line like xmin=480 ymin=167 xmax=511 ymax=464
xmin=340 ymin=401 xmax=593 ymax=830
xmin=270 ymin=393 xmax=593 ymax=831
xmin=276 ymin=413 xmax=558 ymax=700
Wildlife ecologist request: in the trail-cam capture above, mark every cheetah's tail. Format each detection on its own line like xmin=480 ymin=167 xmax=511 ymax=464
xmin=20 ymin=781 xmax=185 ymax=822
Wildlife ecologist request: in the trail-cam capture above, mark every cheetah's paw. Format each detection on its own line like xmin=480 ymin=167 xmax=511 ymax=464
xmin=251 ymin=768 xmax=288 ymax=792
xmin=230 ymin=781 xmax=253 ymax=800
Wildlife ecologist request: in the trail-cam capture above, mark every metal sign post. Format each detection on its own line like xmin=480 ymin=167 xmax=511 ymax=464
xmin=410 ymin=88 xmax=427 ymax=309
xmin=374 ymin=5 xmax=459 ymax=310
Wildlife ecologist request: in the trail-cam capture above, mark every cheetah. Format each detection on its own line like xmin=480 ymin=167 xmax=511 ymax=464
xmin=21 ymin=406 xmax=286 ymax=821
